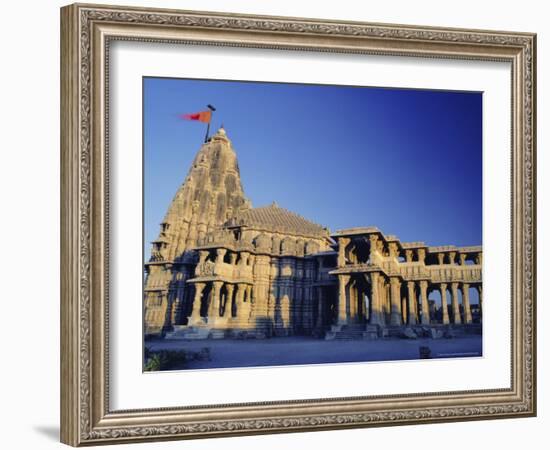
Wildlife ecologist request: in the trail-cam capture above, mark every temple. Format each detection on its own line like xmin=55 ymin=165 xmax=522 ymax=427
xmin=144 ymin=128 xmax=482 ymax=340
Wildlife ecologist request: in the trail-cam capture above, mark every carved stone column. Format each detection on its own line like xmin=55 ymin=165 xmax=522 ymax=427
xmin=462 ymin=283 xmax=473 ymax=324
xmin=188 ymin=282 xmax=205 ymax=325
xmin=337 ymin=274 xmax=350 ymax=324
xmin=215 ymin=248 xmax=227 ymax=263
xmin=440 ymin=283 xmax=450 ymax=324
xmin=223 ymin=284 xmax=235 ymax=320
xmin=390 ymin=277 xmax=402 ymax=326
xmin=475 ymin=252 xmax=483 ymax=265
xmin=381 ymin=278 xmax=389 ymax=318
xmin=448 ymin=251 xmax=457 ymax=265
xmin=407 ymin=281 xmax=417 ymax=325
xmin=388 ymin=242 xmax=399 ymax=259
xmin=385 ymin=281 xmax=391 ymax=317
xmin=437 ymin=253 xmax=445 ymax=265
xmin=267 ymin=257 xmax=279 ymax=320
xmin=378 ymin=277 xmax=386 ymax=321
xmin=417 ymin=248 xmax=426 ymax=264
xmin=240 ymin=251 xmax=250 ymax=266
xmin=251 ymin=254 xmax=271 ymax=323
xmin=413 ymin=286 xmax=419 ymax=322
xmin=207 ymin=281 xmax=223 ymax=325
xmin=477 ymin=285 xmax=483 ymax=320
xmin=337 ymin=237 xmax=350 ymax=267
xmin=241 ymin=285 xmax=253 ymax=327
xmin=369 ymin=272 xmax=384 ymax=326
xmin=198 ymin=250 xmax=209 ymax=266
xmin=316 ymin=287 xmax=324 ymax=328
xmin=419 ymin=280 xmax=430 ymax=325
xmin=451 ymin=282 xmax=462 ymax=324
xmin=169 ymin=290 xmax=182 ymax=327
xmin=349 ymin=280 xmax=357 ymax=322
xmin=368 ymin=234 xmax=381 ymax=265
xmin=234 ymin=283 xmax=246 ymax=320
xmin=280 ymin=295 xmax=290 ymax=330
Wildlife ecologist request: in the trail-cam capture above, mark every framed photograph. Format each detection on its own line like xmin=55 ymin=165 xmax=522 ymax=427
xmin=60 ymin=3 xmax=536 ymax=446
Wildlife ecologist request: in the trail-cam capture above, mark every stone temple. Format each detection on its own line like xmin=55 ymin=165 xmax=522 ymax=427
xmin=144 ymin=128 xmax=482 ymax=340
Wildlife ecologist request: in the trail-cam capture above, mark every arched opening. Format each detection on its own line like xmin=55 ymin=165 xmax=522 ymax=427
xmin=199 ymin=283 xmax=212 ymax=317
xmin=470 ymin=286 xmax=481 ymax=323
xmin=325 ymin=255 xmax=337 ymax=268
xmin=223 ymin=251 xmax=232 ymax=264
xmin=182 ymin=284 xmax=195 ymax=324
xmin=207 ymin=249 xmax=216 ymax=262
xmin=327 ymin=286 xmax=337 ymax=323
xmin=427 ymin=288 xmax=440 ymax=323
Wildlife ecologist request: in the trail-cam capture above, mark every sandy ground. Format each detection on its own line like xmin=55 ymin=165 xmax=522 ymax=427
xmin=145 ymin=336 xmax=482 ymax=371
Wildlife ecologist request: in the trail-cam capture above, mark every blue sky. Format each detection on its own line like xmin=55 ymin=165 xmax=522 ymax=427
xmin=143 ymin=77 xmax=482 ymax=265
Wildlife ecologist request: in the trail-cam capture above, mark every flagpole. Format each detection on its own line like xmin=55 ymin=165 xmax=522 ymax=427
xmin=204 ymin=120 xmax=211 ymax=143
xmin=204 ymin=104 xmax=216 ymax=142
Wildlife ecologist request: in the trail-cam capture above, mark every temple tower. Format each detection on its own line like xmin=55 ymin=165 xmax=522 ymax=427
xmin=144 ymin=128 xmax=251 ymax=334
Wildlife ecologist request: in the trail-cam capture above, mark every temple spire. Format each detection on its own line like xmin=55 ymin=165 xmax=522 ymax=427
xmin=148 ymin=127 xmax=251 ymax=263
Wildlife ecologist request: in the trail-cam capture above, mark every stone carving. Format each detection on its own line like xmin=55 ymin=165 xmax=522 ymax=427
xmin=196 ymin=260 xmax=215 ymax=277
xmin=254 ymin=233 xmax=272 ymax=252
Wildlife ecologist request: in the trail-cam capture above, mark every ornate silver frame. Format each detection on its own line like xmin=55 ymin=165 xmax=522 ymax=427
xmin=60 ymin=3 xmax=536 ymax=446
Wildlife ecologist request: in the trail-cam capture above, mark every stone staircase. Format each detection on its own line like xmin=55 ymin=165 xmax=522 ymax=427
xmin=164 ymin=325 xmax=212 ymax=340
xmin=325 ymin=323 xmax=379 ymax=340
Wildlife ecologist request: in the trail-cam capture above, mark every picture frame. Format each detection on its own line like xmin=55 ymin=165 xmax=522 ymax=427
xmin=60 ymin=2 xmax=537 ymax=446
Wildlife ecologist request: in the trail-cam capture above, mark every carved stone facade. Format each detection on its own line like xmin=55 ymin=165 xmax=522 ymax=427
xmin=144 ymin=128 xmax=482 ymax=339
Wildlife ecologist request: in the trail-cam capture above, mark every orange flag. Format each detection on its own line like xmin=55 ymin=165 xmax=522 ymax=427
xmin=180 ymin=110 xmax=212 ymax=123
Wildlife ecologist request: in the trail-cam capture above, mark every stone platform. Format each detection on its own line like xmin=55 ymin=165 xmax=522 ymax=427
xmin=164 ymin=324 xmax=269 ymax=340
xmin=163 ymin=322 xmax=481 ymax=341
xmin=324 ymin=323 xmax=482 ymax=341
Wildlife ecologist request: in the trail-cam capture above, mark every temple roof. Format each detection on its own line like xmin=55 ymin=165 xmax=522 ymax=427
xmin=331 ymin=227 xmax=480 ymax=254
xmin=227 ymin=203 xmax=329 ymax=238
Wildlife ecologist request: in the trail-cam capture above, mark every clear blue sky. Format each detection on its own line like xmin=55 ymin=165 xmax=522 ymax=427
xmin=144 ymin=77 xmax=482 ymax=264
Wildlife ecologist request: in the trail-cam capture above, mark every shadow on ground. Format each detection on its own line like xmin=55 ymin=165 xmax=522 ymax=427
xmin=33 ymin=425 xmax=59 ymax=441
